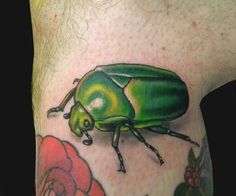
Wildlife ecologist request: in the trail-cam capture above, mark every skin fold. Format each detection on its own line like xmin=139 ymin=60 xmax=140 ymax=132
xmin=30 ymin=0 xmax=236 ymax=195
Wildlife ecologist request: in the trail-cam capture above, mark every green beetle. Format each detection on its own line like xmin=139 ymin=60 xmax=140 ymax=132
xmin=47 ymin=63 xmax=199 ymax=173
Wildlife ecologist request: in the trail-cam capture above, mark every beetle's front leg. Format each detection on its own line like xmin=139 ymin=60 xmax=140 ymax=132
xmin=47 ymin=87 xmax=76 ymax=117
xmin=82 ymin=130 xmax=93 ymax=146
xmin=112 ymin=126 xmax=126 ymax=173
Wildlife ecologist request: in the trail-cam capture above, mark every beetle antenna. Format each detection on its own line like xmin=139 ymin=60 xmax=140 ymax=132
xmin=82 ymin=130 xmax=93 ymax=146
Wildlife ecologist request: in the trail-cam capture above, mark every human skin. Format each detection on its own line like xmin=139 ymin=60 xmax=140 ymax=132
xmin=30 ymin=0 xmax=236 ymax=195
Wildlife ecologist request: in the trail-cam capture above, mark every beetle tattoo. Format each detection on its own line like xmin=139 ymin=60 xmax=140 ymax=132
xmin=47 ymin=63 xmax=199 ymax=173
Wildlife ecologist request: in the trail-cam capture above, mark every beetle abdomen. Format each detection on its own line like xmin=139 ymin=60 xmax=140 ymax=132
xmin=124 ymin=78 xmax=189 ymax=121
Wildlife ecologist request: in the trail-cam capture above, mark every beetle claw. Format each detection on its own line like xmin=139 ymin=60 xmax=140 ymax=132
xmin=160 ymin=159 xmax=164 ymax=165
xmin=82 ymin=130 xmax=93 ymax=146
xmin=118 ymin=168 xmax=126 ymax=173
xmin=82 ymin=139 xmax=93 ymax=146
xmin=118 ymin=163 xmax=126 ymax=173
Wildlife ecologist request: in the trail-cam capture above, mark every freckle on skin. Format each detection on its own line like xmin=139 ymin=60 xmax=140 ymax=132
xmin=162 ymin=46 xmax=166 ymax=51
xmin=192 ymin=21 xmax=198 ymax=29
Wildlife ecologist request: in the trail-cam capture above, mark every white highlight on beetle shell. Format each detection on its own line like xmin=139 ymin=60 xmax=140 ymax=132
xmin=86 ymin=98 xmax=104 ymax=112
xmin=78 ymin=108 xmax=84 ymax=113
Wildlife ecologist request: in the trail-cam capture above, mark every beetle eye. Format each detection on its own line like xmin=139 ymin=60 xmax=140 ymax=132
xmin=84 ymin=120 xmax=90 ymax=127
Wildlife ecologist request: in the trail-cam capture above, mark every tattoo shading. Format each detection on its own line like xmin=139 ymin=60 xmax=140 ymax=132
xmin=47 ymin=63 xmax=199 ymax=173
xmin=36 ymin=135 xmax=106 ymax=196
xmin=174 ymin=135 xmax=213 ymax=196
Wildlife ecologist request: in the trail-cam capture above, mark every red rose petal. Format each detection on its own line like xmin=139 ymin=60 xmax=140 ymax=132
xmin=75 ymin=189 xmax=86 ymax=196
xmin=52 ymin=181 xmax=65 ymax=195
xmin=37 ymin=172 xmax=49 ymax=196
xmin=49 ymin=190 xmax=56 ymax=196
xmin=88 ymin=179 xmax=105 ymax=196
xmin=43 ymin=189 xmax=56 ymax=196
xmin=63 ymin=141 xmax=80 ymax=161
xmin=63 ymin=141 xmax=92 ymax=192
xmin=38 ymin=136 xmax=72 ymax=181
xmin=69 ymin=154 xmax=92 ymax=192
xmin=46 ymin=168 xmax=76 ymax=196
xmin=37 ymin=136 xmax=106 ymax=196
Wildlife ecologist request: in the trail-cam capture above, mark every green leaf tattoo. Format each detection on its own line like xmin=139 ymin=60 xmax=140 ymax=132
xmin=188 ymin=148 xmax=197 ymax=169
xmin=174 ymin=183 xmax=203 ymax=196
xmin=174 ymin=183 xmax=189 ymax=196
xmin=174 ymin=135 xmax=213 ymax=196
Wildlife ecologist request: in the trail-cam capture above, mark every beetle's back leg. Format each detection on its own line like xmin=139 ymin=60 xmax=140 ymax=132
xmin=128 ymin=126 xmax=164 ymax=165
xmin=47 ymin=87 xmax=76 ymax=117
xmin=112 ymin=126 xmax=126 ymax=173
xmin=146 ymin=126 xmax=200 ymax=147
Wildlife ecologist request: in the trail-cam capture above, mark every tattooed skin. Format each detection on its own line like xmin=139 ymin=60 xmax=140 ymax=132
xmin=174 ymin=135 xmax=213 ymax=196
xmin=47 ymin=63 xmax=199 ymax=173
xmin=30 ymin=0 xmax=236 ymax=195
xmin=36 ymin=135 xmax=106 ymax=196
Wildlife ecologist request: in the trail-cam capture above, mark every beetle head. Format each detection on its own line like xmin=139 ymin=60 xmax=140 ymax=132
xmin=68 ymin=101 xmax=94 ymax=137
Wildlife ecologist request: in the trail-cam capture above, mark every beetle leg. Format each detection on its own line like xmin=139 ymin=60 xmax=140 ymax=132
xmin=112 ymin=126 xmax=126 ymax=173
xmin=129 ymin=126 xmax=164 ymax=165
xmin=82 ymin=130 xmax=93 ymax=146
xmin=47 ymin=88 xmax=76 ymax=117
xmin=147 ymin=126 xmax=200 ymax=147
